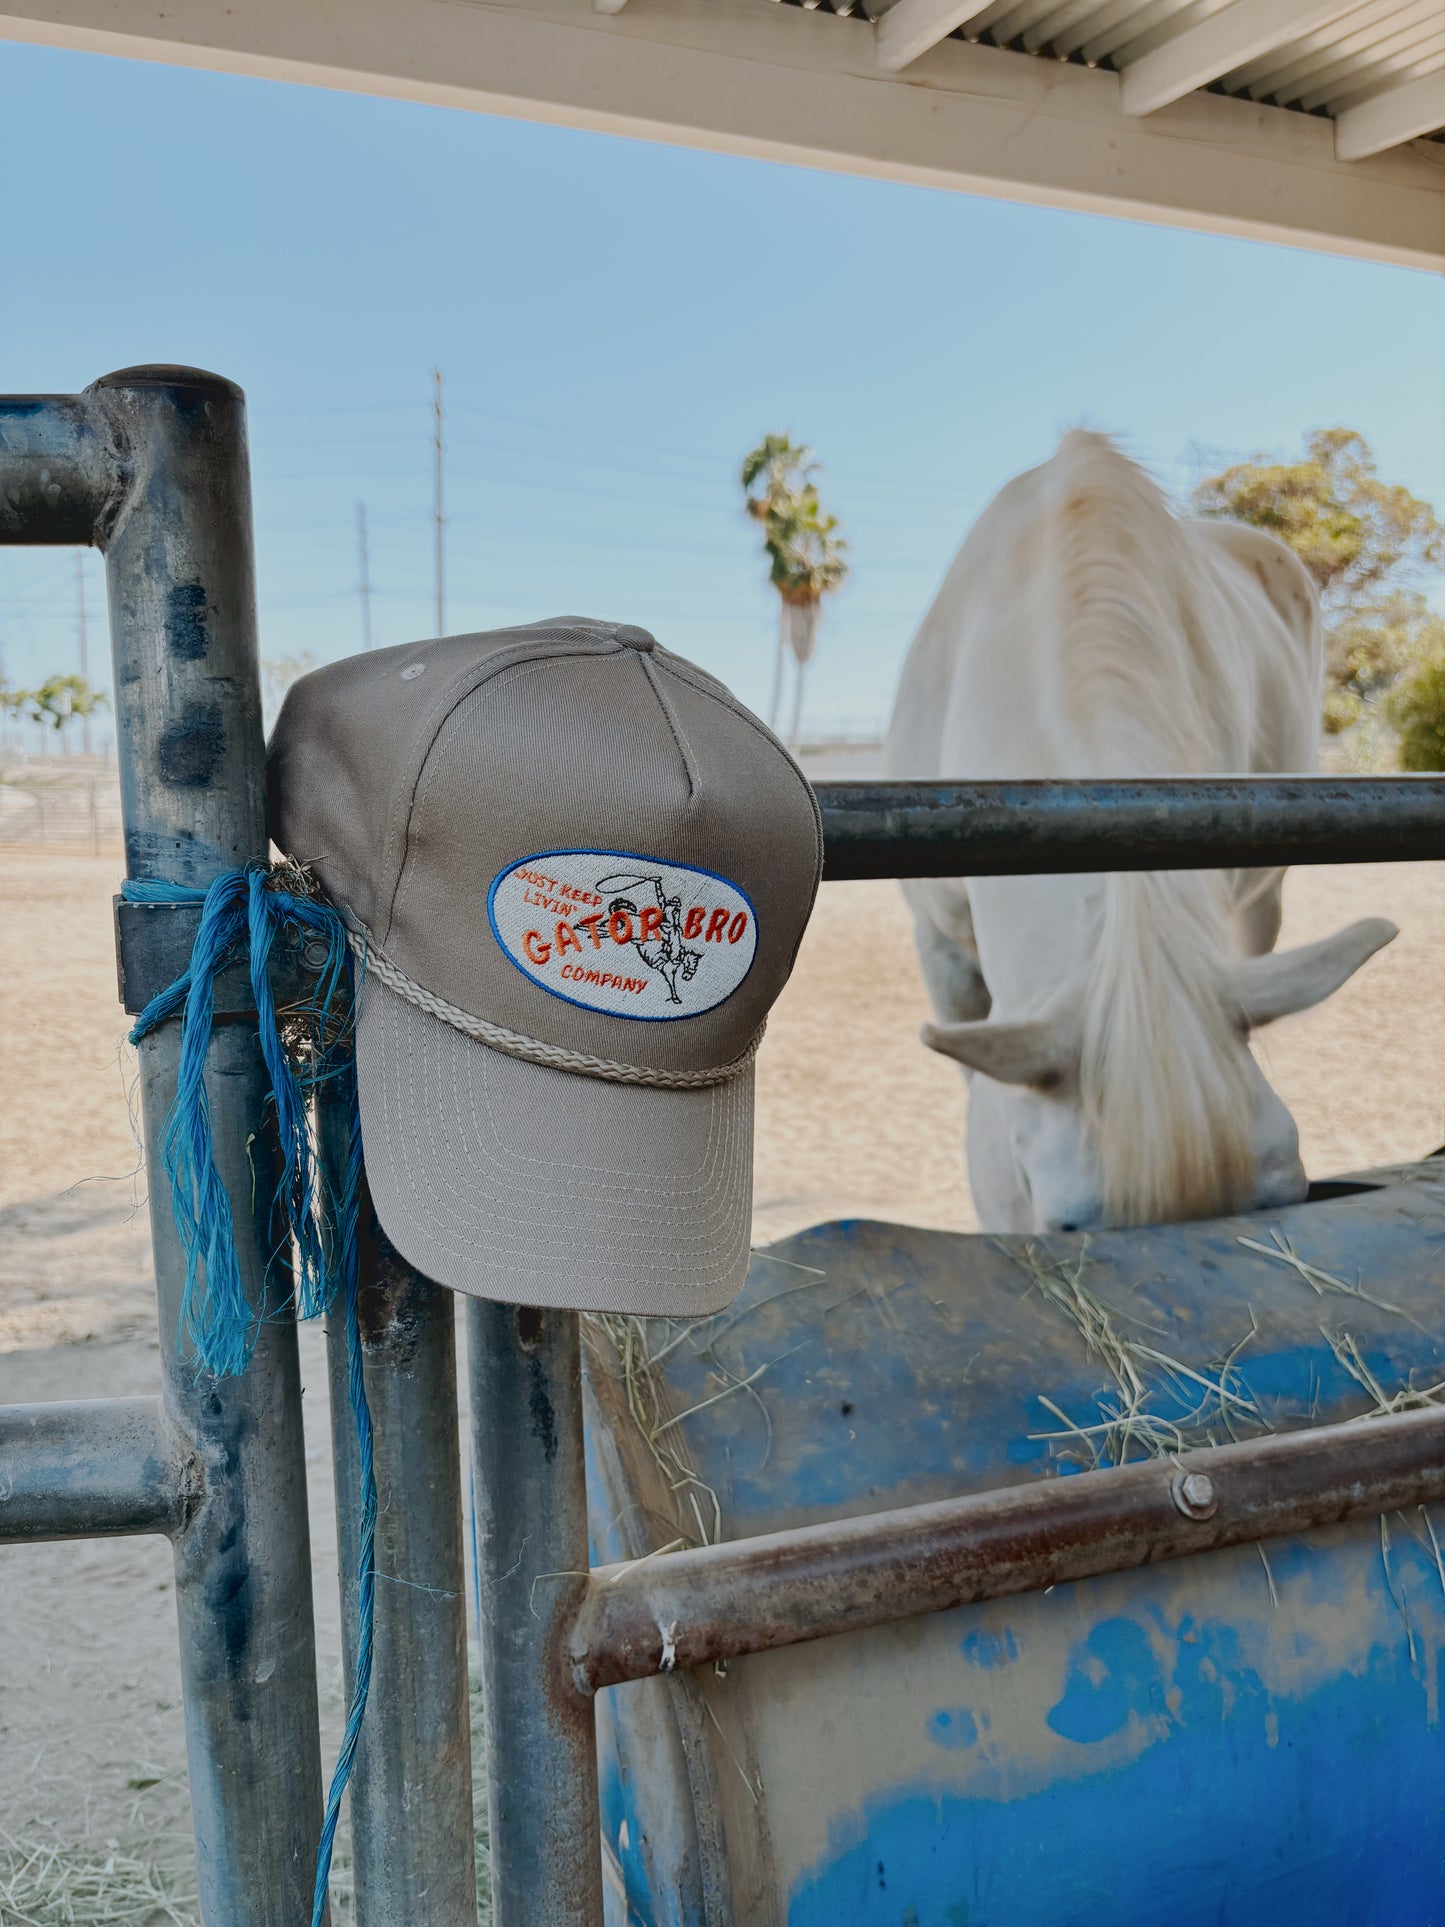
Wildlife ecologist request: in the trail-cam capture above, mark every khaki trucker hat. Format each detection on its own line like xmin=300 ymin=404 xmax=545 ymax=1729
xmin=267 ymin=618 xmax=822 ymax=1315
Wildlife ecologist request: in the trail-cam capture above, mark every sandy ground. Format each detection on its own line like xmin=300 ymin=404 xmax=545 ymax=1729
xmin=1 ymin=847 xmax=1442 ymax=1906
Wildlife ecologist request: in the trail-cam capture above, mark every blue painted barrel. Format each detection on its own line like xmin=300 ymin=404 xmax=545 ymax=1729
xmin=583 ymin=1162 xmax=1445 ymax=1926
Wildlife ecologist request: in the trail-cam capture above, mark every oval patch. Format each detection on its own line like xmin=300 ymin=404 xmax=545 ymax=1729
xmin=488 ymin=850 xmax=759 ymax=1021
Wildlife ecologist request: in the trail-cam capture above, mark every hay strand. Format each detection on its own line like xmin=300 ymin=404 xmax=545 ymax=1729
xmin=1257 ymin=1544 xmax=1279 ymax=1610
xmin=584 ymin=1314 xmax=728 ymax=1547
xmin=1236 ymin=1228 xmax=1423 ymax=1329
xmin=1327 ymin=1329 xmax=1445 ymax=1417
xmin=1007 ymin=1242 xmax=1262 ymax=1469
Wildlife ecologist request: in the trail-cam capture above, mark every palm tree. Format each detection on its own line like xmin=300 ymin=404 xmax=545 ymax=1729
xmin=741 ymin=436 xmax=848 ymax=745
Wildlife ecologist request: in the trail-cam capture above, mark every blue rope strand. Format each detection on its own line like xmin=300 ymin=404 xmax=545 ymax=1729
xmin=148 ymin=869 xmax=255 ymax=1375
xmin=311 ymin=1076 xmax=377 ymax=1926
xmin=126 ymin=867 xmax=361 ymax=1365
xmin=123 ymin=866 xmax=377 ymax=1924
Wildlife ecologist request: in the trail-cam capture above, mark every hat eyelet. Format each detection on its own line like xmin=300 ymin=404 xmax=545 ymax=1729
xmin=400 ymin=663 xmax=426 ymax=681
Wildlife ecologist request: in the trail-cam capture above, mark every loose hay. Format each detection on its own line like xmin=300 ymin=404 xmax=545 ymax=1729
xmin=584 ymin=1314 xmax=727 ymax=1548
xmin=1005 ymin=1241 xmax=1263 ymax=1469
xmin=1328 ymin=1327 xmax=1445 ymax=1417
xmin=584 ymin=1270 xmax=824 ymax=1548
xmin=0 ymin=1831 xmax=196 ymax=1927
xmin=1237 ymin=1226 xmax=1422 ymax=1327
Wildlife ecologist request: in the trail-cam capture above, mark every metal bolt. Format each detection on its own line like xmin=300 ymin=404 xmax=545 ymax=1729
xmin=299 ymin=936 xmax=331 ymax=974
xmin=1172 ymin=1469 xmax=1218 ymax=1520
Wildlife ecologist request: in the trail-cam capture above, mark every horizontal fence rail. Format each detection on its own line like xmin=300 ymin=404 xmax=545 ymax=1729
xmin=571 ymin=1404 xmax=1445 ymax=1691
xmin=816 ymin=778 xmax=1445 ymax=879
xmin=0 ymin=1398 xmax=196 ymax=1543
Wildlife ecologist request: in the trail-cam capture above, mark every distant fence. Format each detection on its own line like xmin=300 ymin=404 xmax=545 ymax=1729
xmin=0 ymin=774 xmax=123 ymax=852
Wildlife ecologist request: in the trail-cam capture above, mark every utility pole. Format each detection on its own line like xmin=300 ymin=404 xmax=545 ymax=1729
xmin=432 ymin=368 xmax=445 ymax=638
xmin=75 ymin=551 xmax=91 ymax=756
xmin=357 ymin=501 xmax=374 ymax=651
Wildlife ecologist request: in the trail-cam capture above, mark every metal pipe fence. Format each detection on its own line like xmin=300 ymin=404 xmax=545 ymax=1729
xmin=317 ymin=1083 xmax=477 ymax=1923
xmin=1 ymin=366 xmax=1443 ymax=1927
xmin=0 ymin=772 xmax=124 ymax=851
xmin=816 ymin=776 xmax=1445 ymax=878
xmin=1 ymin=368 xmax=325 ymax=1925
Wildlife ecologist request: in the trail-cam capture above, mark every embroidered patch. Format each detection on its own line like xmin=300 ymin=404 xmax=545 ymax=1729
xmin=488 ymin=850 xmax=758 ymax=1021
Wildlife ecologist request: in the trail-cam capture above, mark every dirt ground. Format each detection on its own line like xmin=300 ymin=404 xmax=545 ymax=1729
xmin=1 ymin=847 xmax=1442 ymax=1907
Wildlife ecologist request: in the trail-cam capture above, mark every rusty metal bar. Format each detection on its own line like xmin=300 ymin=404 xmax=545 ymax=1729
xmin=571 ymin=1404 xmax=1445 ymax=1691
xmin=816 ymin=777 xmax=1445 ymax=879
xmin=0 ymin=1398 xmax=196 ymax=1543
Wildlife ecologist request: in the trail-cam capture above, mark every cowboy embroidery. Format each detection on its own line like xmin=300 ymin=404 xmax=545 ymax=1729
xmin=594 ymin=872 xmax=701 ymax=1005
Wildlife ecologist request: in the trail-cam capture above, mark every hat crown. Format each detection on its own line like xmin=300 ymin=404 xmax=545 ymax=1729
xmin=268 ymin=620 xmax=822 ymax=1078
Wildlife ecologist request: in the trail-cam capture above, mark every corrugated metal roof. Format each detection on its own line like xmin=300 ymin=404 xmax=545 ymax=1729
xmin=800 ymin=0 xmax=1445 ymax=142
xmin=1225 ymin=4 xmax=1445 ymax=117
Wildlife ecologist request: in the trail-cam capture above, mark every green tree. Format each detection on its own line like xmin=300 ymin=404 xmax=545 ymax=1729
xmin=1192 ymin=429 xmax=1445 ymax=742
xmin=1323 ymin=591 xmax=1445 ymax=734
xmin=741 ymin=435 xmax=849 ymax=747
xmin=1390 ymin=654 xmax=1445 ymax=771
xmin=22 ymin=673 xmax=108 ymax=752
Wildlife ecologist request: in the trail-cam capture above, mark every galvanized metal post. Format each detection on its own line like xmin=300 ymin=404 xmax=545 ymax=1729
xmin=468 ymin=1299 xmax=603 ymax=1926
xmin=94 ymin=366 xmax=326 ymax=1925
xmin=318 ymin=1091 xmax=478 ymax=1924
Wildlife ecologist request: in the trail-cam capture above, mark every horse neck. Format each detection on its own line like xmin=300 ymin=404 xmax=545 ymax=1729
xmin=1042 ymin=430 xmax=1246 ymax=778
xmin=1041 ymin=432 xmax=1257 ymax=1222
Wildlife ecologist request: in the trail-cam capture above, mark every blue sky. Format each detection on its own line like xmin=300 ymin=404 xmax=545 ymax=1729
xmin=1 ymin=37 xmax=1442 ymax=745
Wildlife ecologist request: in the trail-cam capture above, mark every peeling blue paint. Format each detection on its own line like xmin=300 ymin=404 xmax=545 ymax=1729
xmin=1046 ymin=1618 xmax=1169 ymax=1744
xmin=929 ymin=1707 xmax=979 ymax=1750
xmin=959 ymin=1630 xmax=1017 ymax=1670
xmin=790 ymin=1641 xmax=1445 ymax=1926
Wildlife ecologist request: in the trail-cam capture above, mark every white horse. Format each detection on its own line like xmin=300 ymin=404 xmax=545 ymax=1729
xmin=884 ymin=431 xmax=1396 ymax=1233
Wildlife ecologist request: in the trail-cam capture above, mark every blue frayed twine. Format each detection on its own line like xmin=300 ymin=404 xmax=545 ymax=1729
xmin=124 ymin=862 xmax=375 ymax=1925
xmin=126 ymin=864 xmax=356 ymax=1369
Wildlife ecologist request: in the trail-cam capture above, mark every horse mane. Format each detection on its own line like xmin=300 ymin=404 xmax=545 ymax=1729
xmin=1044 ymin=430 xmax=1255 ymax=1223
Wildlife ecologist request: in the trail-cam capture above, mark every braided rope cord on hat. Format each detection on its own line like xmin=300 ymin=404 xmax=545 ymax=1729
xmin=349 ymin=930 xmax=765 ymax=1087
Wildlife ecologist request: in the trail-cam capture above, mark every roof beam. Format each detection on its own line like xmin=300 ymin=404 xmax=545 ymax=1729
xmin=875 ymin=0 xmax=995 ymax=74
xmin=1119 ymin=0 xmax=1358 ymax=118
xmin=1 ymin=0 xmax=1442 ymax=271
xmin=1335 ymin=68 xmax=1445 ymax=161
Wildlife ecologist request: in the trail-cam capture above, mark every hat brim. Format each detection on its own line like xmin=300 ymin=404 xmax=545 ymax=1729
xmin=353 ymin=974 xmax=754 ymax=1315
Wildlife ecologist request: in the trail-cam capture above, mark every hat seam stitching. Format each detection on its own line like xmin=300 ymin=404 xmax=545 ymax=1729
xmin=639 ymin=652 xmax=700 ymax=802
xmin=652 ymin=655 xmax=825 ymax=931
xmin=379 ymin=630 xmax=639 ymax=948
xmin=363 ymin=1016 xmax=748 ymax=1294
